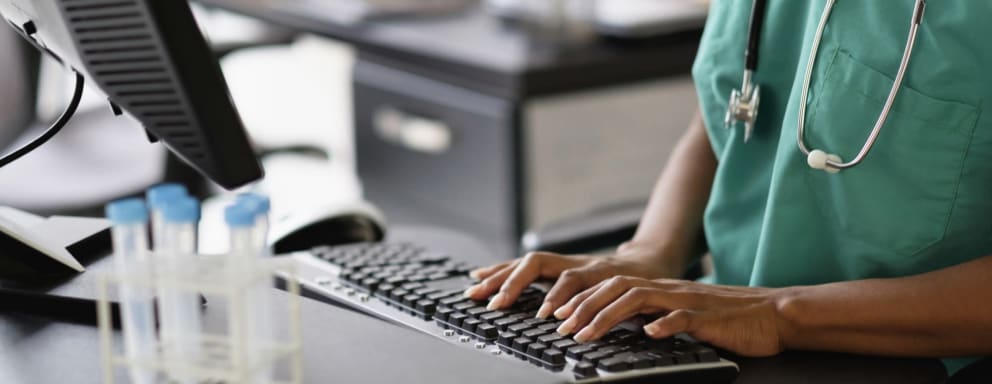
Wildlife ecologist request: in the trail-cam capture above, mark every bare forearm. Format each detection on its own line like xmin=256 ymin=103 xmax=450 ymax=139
xmin=616 ymin=111 xmax=717 ymax=276
xmin=778 ymin=255 xmax=992 ymax=357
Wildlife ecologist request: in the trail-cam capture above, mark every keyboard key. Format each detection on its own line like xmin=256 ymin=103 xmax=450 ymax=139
xmin=427 ymin=291 xmax=456 ymax=302
xmin=389 ymin=288 xmax=408 ymax=301
xmin=628 ymin=354 xmax=653 ymax=369
xmin=435 ymin=307 xmax=454 ymax=322
xmin=523 ymin=318 xmax=551 ymax=327
xmin=494 ymin=314 xmax=528 ymax=331
xmin=512 ymin=337 xmax=533 ymax=352
xmin=598 ymin=356 xmax=632 ymax=372
xmin=672 ymin=350 xmax=696 ymax=364
xmin=498 ymin=332 xmax=519 ymax=348
xmin=537 ymin=333 xmax=563 ymax=345
xmin=551 ymin=339 xmax=577 ymax=351
xmin=466 ymin=306 xmax=491 ymax=317
xmin=566 ymin=344 xmax=596 ymax=360
xmin=611 ymin=352 xmax=636 ymax=361
xmin=523 ymin=328 xmax=551 ymax=339
xmin=448 ymin=313 xmax=468 ymax=327
xmin=583 ymin=347 xmax=623 ymax=363
xmin=541 ymin=348 xmax=566 ymax=366
xmin=377 ymin=283 xmax=396 ymax=293
xmin=408 ymin=275 xmax=430 ymax=283
xmin=427 ymin=272 xmax=451 ymax=281
xmin=401 ymin=282 xmax=426 ymax=291
xmin=462 ymin=317 xmax=482 ymax=333
xmin=413 ymin=287 xmax=438 ymax=296
xmin=402 ymin=294 xmax=421 ymax=307
xmin=573 ymin=361 xmax=597 ymax=377
xmin=508 ymin=323 xmax=533 ymax=334
xmin=525 ymin=343 xmax=548 ymax=359
xmin=695 ymin=348 xmax=720 ymax=363
xmin=477 ymin=323 xmax=499 ymax=340
xmin=603 ymin=329 xmax=636 ymax=343
xmin=645 ymin=352 xmax=675 ymax=367
xmin=583 ymin=340 xmax=608 ymax=350
xmin=537 ymin=321 xmax=562 ymax=332
xmin=480 ymin=311 xmax=507 ymax=322
xmin=360 ymin=277 xmax=381 ymax=291
xmin=454 ymin=302 xmax=475 ymax=311
xmin=440 ymin=296 xmax=469 ymax=307
xmin=415 ymin=299 xmax=436 ymax=315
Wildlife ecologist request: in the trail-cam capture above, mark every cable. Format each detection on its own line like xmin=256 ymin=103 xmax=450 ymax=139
xmin=0 ymin=71 xmax=85 ymax=169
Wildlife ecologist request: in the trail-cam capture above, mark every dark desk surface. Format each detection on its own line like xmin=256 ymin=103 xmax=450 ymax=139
xmin=197 ymin=0 xmax=700 ymax=98
xmin=0 ymin=227 xmax=947 ymax=383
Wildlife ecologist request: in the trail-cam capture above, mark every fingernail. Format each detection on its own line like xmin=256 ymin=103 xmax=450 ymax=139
xmin=553 ymin=306 xmax=570 ymax=320
xmin=557 ymin=317 xmax=576 ymax=335
xmin=487 ymin=293 xmax=506 ymax=310
xmin=536 ymin=302 xmax=552 ymax=319
xmin=574 ymin=327 xmax=593 ymax=343
xmin=644 ymin=324 xmax=660 ymax=336
xmin=463 ymin=285 xmax=480 ymax=298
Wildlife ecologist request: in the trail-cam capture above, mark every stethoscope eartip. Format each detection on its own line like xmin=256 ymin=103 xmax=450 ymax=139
xmin=807 ymin=149 xmax=842 ymax=174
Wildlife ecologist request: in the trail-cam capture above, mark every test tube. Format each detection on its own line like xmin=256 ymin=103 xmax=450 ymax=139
xmin=147 ymin=183 xmax=188 ymax=249
xmin=237 ymin=194 xmax=274 ymax=383
xmin=225 ymin=204 xmax=259 ymax=377
xmin=146 ymin=184 xmax=188 ymax=378
xmin=106 ymin=199 xmax=157 ymax=384
xmin=159 ymin=197 xmax=203 ymax=383
xmin=237 ymin=193 xmax=271 ymax=256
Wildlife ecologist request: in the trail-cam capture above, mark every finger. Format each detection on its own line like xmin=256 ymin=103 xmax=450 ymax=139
xmin=538 ymin=266 xmax=598 ymax=319
xmin=574 ymin=287 xmax=660 ymax=342
xmin=463 ymin=262 xmax=517 ymax=300
xmin=644 ymin=309 xmax=702 ymax=339
xmin=489 ymin=253 xmax=564 ymax=310
xmin=470 ymin=261 xmax=512 ymax=280
xmin=558 ymin=276 xmax=646 ymax=336
xmin=553 ymin=281 xmax=604 ymax=320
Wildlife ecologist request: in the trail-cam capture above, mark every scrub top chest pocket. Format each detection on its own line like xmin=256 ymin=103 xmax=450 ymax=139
xmin=805 ymin=48 xmax=980 ymax=257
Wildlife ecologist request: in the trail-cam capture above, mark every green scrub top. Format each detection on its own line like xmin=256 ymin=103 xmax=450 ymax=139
xmin=693 ymin=0 xmax=992 ymax=374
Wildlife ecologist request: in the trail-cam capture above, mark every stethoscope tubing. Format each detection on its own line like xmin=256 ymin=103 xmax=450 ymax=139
xmin=745 ymin=0 xmax=768 ymax=71
xmin=796 ymin=0 xmax=927 ymax=170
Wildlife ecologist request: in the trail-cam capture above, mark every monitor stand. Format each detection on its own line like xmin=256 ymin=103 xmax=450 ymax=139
xmin=0 ymin=206 xmax=115 ymax=324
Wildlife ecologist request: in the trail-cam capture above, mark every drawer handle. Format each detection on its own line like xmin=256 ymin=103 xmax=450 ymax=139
xmin=373 ymin=107 xmax=453 ymax=155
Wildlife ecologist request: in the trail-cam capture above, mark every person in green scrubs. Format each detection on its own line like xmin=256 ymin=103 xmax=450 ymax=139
xmin=465 ymin=0 xmax=992 ymax=374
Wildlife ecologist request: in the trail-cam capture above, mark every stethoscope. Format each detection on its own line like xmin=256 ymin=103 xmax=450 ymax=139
xmin=725 ymin=0 xmax=927 ymax=173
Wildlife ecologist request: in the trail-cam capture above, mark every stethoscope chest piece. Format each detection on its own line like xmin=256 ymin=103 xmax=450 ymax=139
xmin=725 ymin=73 xmax=760 ymax=142
xmin=725 ymin=0 xmax=767 ymax=143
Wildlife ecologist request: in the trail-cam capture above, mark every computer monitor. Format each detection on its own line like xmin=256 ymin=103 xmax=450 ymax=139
xmin=0 ymin=0 xmax=263 ymax=189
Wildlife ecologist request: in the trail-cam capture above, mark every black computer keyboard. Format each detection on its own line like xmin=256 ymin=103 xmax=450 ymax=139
xmin=290 ymin=242 xmax=739 ymax=383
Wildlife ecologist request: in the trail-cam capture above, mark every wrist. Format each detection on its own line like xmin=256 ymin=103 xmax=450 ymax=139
xmin=615 ymin=240 xmax=687 ymax=279
xmin=769 ymin=286 xmax=807 ymax=351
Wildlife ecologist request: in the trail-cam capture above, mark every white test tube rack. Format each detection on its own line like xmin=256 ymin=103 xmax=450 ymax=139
xmin=96 ymin=254 xmax=303 ymax=384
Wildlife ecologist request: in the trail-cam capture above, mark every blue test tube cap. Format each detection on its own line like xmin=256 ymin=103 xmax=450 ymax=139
xmin=105 ymin=198 xmax=148 ymax=225
xmin=147 ymin=183 xmax=188 ymax=209
xmin=237 ymin=193 xmax=271 ymax=214
xmin=225 ymin=204 xmax=256 ymax=228
xmin=162 ymin=197 xmax=201 ymax=223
